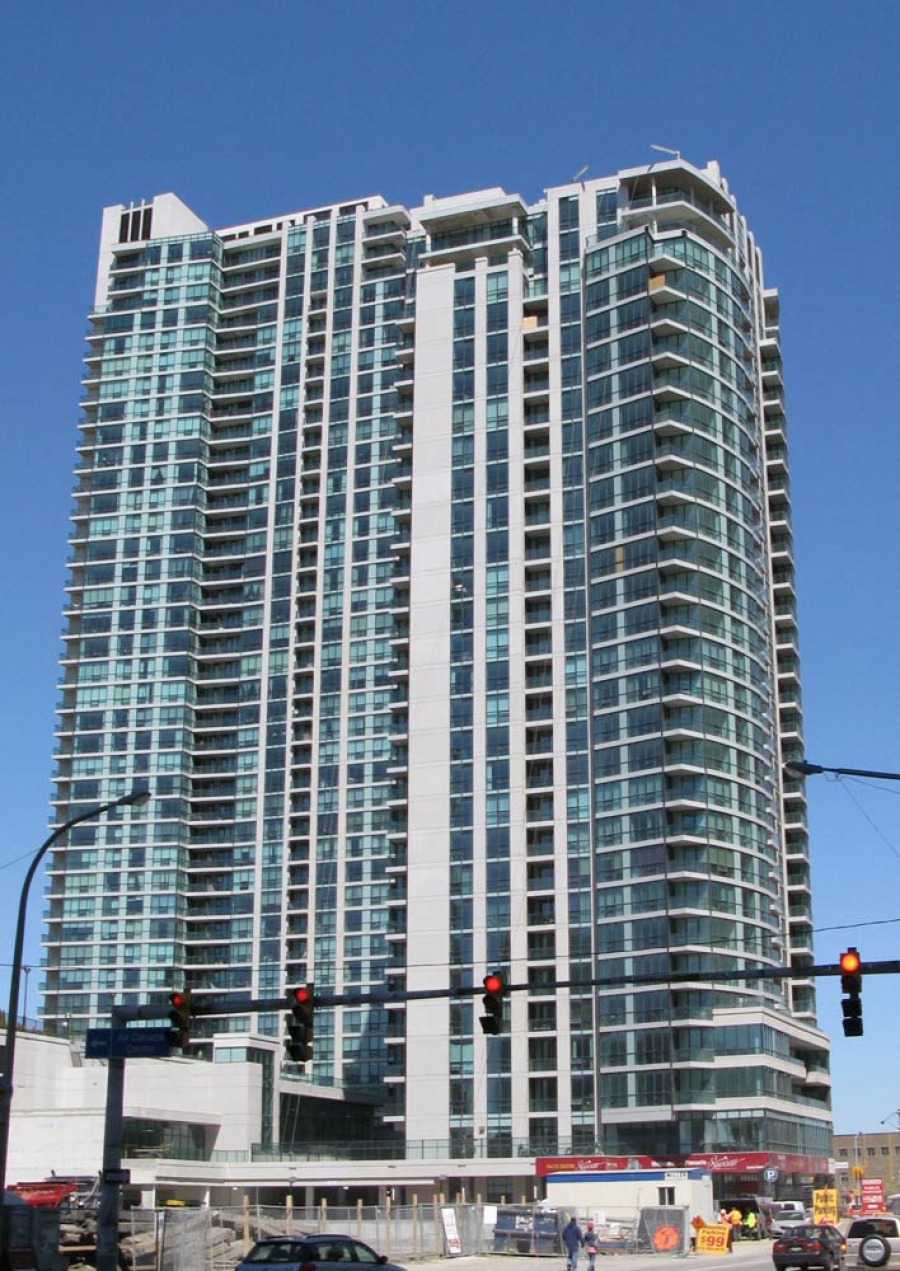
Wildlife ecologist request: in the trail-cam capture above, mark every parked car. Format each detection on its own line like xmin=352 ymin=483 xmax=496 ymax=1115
xmin=772 ymin=1223 xmax=846 ymax=1271
xmin=845 ymin=1217 xmax=900 ymax=1268
xmin=773 ymin=1202 xmax=809 ymax=1225
xmin=237 ymin=1236 xmax=407 ymax=1271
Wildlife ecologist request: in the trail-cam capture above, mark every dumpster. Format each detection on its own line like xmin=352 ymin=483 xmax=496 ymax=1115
xmin=492 ymin=1205 xmax=561 ymax=1255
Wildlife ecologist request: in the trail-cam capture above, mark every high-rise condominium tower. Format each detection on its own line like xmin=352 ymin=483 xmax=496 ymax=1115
xmin=46 ymin=158 xmax=831 ymax=1165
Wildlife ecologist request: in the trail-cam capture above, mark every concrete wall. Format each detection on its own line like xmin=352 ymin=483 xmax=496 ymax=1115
xmin=8 ymin=1033 xmax=262 ymax=1181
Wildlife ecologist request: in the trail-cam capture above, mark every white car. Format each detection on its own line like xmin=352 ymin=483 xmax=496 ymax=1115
xmin=845 ymin=1217 xmax=900 ymax=1269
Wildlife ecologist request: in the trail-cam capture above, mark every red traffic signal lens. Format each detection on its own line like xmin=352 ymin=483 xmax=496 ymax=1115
xmin=292 ymin=986 xmax=312 ymax=1005
xmin=169 ymin=991 xmax=187 ymax=1008
xmin=483 ymin=973 xmax=503 ymax=995
xmin=839 ymin=949 xmax=861 ymax=974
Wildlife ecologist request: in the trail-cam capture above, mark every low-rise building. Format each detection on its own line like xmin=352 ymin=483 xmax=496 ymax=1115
xmin=833 ymin=1131 xmax=900 ymax=1206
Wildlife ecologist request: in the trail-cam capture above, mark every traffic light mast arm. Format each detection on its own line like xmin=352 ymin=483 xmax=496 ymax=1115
xmin=107 ymin=955 xmax=900 ymax=1026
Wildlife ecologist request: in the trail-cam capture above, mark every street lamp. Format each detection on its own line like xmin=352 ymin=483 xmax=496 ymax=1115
xmin=0 ymin=787 xmax=150 ymax=1200
xmin=785 ymin=758 xmax=900 ymax=781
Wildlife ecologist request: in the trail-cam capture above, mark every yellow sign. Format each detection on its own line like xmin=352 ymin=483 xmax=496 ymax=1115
xmin=813 ymin=1189 xmax=839 ymax=1225
xmin=697 ymin=1225 xmax=732 ymax=1254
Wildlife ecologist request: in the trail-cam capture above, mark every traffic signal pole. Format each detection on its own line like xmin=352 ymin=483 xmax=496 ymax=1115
xmin=96 ymin=1005 xmax=126 ymax=1271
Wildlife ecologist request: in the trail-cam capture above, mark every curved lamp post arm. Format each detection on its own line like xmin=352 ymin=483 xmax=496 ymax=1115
xmin=785 ymin=759 xmax=900 ymax=782
xmin=0 ymin=788 xmax=149 ymax=1200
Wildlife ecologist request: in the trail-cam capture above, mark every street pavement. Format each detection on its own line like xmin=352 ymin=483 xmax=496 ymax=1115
xmin=410 ymin=1237 xmax=770 ymax=1271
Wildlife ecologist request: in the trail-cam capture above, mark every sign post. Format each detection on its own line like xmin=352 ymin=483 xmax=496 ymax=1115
xmin=812 ymin=1189 xmax=839 ymax=1225
xmin=697 ymin=1225 xmax=732 ymax=1255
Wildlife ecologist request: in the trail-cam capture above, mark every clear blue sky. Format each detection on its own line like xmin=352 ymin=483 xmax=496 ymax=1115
xmin=1 ymin=0 xmax=898 ymax=1137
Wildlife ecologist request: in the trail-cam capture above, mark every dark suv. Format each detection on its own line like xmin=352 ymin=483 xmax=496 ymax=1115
xmin=237 ymin=1236 xmax=406 ymax=1271
xmin=772 ymin=1223 xmax=846 ymax=1271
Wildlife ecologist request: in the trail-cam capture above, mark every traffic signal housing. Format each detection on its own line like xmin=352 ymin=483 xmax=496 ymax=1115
xmin=166 ymin=989 xmax=192 ymax=1051
xmin=479 ymin=973 xmax=505 ymax=1035
xmin=839 ymin=947 xmax=863 ymax=1037
xmin=284 ymin=985 xmax=315 ymax=1064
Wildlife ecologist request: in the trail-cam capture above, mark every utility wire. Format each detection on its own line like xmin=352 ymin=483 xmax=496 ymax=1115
xmin=833 ymin=775 xmax=900 ymax=864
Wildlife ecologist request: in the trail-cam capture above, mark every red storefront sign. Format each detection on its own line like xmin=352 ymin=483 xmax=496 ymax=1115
xmin=536 ymin=1151 xmax=829 ymax=1177
xmin=860 ymin=1178 xmax=886 ymax=1213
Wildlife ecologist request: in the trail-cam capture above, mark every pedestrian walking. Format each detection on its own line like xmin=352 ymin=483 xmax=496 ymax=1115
xmin=563 ymin=1215 xmax=584 ymax=1271
xmin=584 ymin=1221 xmax=598 ymax=1270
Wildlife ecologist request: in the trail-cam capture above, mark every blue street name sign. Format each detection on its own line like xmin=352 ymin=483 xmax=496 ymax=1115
xmin=84 ymin=1027 xmax=172 ymax=1059
xmin=85 ymin=1028 xmax=112 ymax=1058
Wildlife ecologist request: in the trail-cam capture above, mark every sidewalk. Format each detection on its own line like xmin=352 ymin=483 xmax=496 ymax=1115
xmin=411 ymin=1239 xmax=765 ymax=1271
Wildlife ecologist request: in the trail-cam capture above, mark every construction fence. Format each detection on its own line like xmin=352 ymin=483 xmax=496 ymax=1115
xmin=60 ymin=1202 xmax=688 ymax=1271
xmin=117 ymin=1201 xmax=498 ymax=1271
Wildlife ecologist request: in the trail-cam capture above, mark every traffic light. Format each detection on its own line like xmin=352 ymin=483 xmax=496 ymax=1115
xmin=166 ymin=989 xmax=192 ymax=1051
xmin=839 ymin=947 xmax=863 ymax=1037
xmin=479 ymin=973 xmax=504 ymax=1035
xmin=284 ymin=985 xmax=314 ymax=1064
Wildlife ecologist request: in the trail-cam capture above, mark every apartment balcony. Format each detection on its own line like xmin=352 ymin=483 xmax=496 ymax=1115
xmin=648 ymin=244 xmax=685 ymax=273
xmin=770 ymin=533 xmax=794 ymax=564
xmin=525 ymin=565 xmax=552 ymax=593
xmin=625 ymin=185 xmax=734 ymax=252
xmin=523 ymin=372 xmax=550 ymax=400
xmin=394 ymin=424 xmax=413 ymax=456
xmin=774 ymin=600 xmax=798 ymax=628
xmin=765 ymin=413 xmax=787 ymax=445
xmin=362 ymin=205 xmax=411 ymax=239
xmin=387 ymin=745 xmax=408 ymax=775
xmin=390 ymin=617 xmax=409 ymax=646
xmin=524 ymin=536 xmax=552 ymax=562
xmin=362 ymin=240 xmax=407 ymax=270
xmin=393 ymin=489 xmax=412 ymax=519
xmin=524 ymin=631 xmax=553 ymax=658
xmin=420 ymin=223 xmax=531 ymax=269
xmin=768 ymin=475 xmax=791 ymax=509
xmin=388 ymin=651 xmax=409 ymax=681
xmin=764 ymin=391 xmax=786 ymax=420
xmin=525 ymin=695 xmax=553 ymax=724
xmin=523 ymin=402 xmax=550 ymax=428
xmin=767 ymin=444 xmax=788 ymax=475
xmin=525 ymin=664 xmax=553 ymax=691
xmin=523 ymin=465 xmax=551 ymax=493
xmin=772 ymin=567 xmax=796 ymax=596
xmin=652 ymin=372 xmax=691 ymax=403
xmin=524 ymin=598 xmax=553 ymax=625
xmin=648 ymin=273 xmax=685 ymax=305
xmin=523 ymin=434 xmax=550 ymax=462
xmin=651 ymin=343 xmax=690 ymax=371
xmin=650 ymin=307 xmax=689 ymax=338
xmin=523 ymin=340 xmax=549 ymax=363
xmin=655 ymin=439 xmax=692 ymax=471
